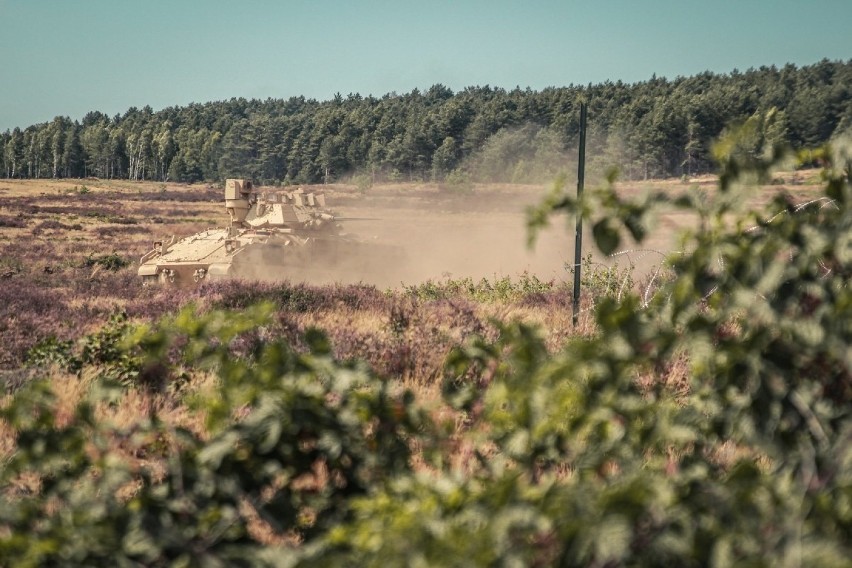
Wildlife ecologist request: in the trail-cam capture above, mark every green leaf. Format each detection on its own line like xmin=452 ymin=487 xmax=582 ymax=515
xmin=593 ymin=219 xmax=620 ymax=255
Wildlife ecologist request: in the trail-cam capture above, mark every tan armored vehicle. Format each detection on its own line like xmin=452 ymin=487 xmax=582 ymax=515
xmin=138 ymin=179 xmax=392 ymax=285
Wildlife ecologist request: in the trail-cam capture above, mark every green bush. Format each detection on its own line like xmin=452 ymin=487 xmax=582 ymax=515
xmin=566 ymin=252 xmax=636 ymax=301
xmin=403 ymin=273 xmax=557 ymax=302
xmin=444 ymin=168 xmax=474 ymax=194
xmin=83 ymin=253 xmax=131 ymax=271
xmin=351 ymin=172 xmax=372 ymax=194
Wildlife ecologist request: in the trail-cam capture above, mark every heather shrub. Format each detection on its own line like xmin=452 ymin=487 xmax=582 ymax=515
xmin=101 ymin=188 xmax=220 ymax=202
xmin=516 ymin=286 xmax=572 ymax=309
xmin=103 ymin=215 xmax=137 ymax=225
xmin=29 ymin=204 xmax=119 ymax=217
xmin=0 ymin=282 xmax=76 ymax=368
xmin=124 ymin=286 xmax=198 ymax=321
xmin=93 ymin=225 xmax=152 ymax=238
xmin=209 ymin=280 xmax=327 ymax=311
xmin=0 ymin=215 xmax=26 ymax=228
xmin=31 ymin=219 xmax=83 ymax=234
xmin=210 ymin=280 xmax=389 ymax=313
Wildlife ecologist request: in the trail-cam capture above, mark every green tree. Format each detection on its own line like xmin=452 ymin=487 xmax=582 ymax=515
xmin=152 ymin=125 xmax=176 ymax=181
xmin=2 ymin=60 xmax=851 ymax=183
xmin=431 ymin=136 xmax=458 ymax=180
xmin=4 ymin=128 xmax=24 ymax=178
xmin=61 ymin=123 xmax=84 ymax=178
xmin=46 ymin=117 xmax=68 ymax=179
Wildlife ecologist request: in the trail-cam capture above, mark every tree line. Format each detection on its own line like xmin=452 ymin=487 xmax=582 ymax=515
xmin=2 ymin=59 xmax=850 ymax=185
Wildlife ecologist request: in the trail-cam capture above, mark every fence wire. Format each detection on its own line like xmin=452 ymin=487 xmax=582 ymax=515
xmin=571 ymin=197 xmax=839 ymax=318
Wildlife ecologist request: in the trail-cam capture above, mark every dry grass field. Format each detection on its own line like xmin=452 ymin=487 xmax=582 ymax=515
xmin=0 ymin=172 xmax=824 ymax=378
xmin=0 ymin=177 xmax=568 ymax=383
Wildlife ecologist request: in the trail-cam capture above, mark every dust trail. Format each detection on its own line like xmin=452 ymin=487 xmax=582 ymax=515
xmin=246 ymin=189 xmax=576 ymax=288
xmin=336 ymin=202 xmax=572 ymax=287
xmin=241 ymin=183 xmax=702 ymax=289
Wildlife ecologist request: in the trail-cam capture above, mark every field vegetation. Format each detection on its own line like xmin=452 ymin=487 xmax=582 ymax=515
xmin=0 ymin=128 xmax=849 ymax=565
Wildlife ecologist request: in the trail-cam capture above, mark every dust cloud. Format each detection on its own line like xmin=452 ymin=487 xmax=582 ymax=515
xmin=283 ymin=189 xmax=576 ymax=288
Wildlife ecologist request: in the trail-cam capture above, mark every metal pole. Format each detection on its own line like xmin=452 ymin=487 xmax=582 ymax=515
xmin=572 ymin=102 xmax=587 ymax=327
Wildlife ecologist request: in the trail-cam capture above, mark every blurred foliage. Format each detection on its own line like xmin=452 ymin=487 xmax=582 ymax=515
xmin=1 ymin=130 xmax=850 ymax=566
xmin=3 ymin=303 xmax=426 ymax=566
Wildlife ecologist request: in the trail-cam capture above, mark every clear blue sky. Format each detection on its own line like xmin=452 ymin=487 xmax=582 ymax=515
xmin=1 ymin=0 xmax=849 ymax=132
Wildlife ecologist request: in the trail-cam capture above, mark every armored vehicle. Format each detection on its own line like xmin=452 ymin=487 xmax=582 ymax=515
xmin=138 ymin=179 xmax=393 ymax=286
